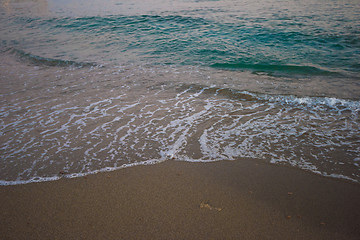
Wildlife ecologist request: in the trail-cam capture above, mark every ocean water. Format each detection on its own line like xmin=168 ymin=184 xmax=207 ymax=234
xmin=0 ymin=0 xmax=359 ymax=185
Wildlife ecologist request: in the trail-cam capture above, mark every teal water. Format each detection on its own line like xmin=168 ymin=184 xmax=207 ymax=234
xmin=0 ymin=0 xmax=359 ymax=184
xmin=1 ymin=0 xmax=360 ymax=80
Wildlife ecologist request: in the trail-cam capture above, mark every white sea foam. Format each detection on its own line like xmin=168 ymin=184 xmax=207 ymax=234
xmin=0 ymin=158 xmax=165 ymax=186
xmin=0 ymin=63 xmax=359 ymax=185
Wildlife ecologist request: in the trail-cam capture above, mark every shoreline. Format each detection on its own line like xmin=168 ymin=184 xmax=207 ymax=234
xmin=1 ymin=158 xmax=360 ymax=239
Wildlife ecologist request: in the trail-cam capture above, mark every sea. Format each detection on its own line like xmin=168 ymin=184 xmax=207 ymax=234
xmin=0 ymin=0 xmax=359 ymax=185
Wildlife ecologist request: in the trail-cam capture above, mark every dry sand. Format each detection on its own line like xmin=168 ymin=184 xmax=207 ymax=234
xmin=1 ymin=158 xmax=360 ymax=239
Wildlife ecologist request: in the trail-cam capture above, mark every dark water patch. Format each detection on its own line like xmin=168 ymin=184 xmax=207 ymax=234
xmin=8 ymin=48 xmax=97 ymax=68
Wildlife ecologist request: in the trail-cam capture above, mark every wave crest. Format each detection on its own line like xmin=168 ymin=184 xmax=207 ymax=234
xmin=211 ymin=62 xmax=339 ymax=77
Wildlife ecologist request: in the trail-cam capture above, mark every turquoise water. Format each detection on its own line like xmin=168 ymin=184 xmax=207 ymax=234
xmin=1 ymin=0 xmax=360 ymax=80
xmin=0 ymin=0 xmax=359 ymax=184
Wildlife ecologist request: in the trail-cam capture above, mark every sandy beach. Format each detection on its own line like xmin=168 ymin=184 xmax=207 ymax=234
xmin=1 ymin=1 xmax=360 ymax=239
xmin=1 ymin=158 xmax=359 ymax=240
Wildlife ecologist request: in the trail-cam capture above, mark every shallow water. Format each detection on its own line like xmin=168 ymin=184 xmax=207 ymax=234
xmin=0 ymin=0 xmax=359 ymax=184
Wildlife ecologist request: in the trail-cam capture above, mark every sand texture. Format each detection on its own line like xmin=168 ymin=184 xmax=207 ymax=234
xmin=1 ymin=159 xmax=360 ymax=239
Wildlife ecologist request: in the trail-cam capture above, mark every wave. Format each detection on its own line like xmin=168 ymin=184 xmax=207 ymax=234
xmin=0 ymin=63 xmax=359 ymax=185
xmin=6 ymin=48 xmax=97 ymax=68
xmin=178 ymin=84 xmax=360 ymax=112
xmin=47 ymin=14 xmax=209 ymax=32
xmin=3 ymin=13 xmax=359 ymax=78
xmin=210 ymin=62 xmax=340 ymax=76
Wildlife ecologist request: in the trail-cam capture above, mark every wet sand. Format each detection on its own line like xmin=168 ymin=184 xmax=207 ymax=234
xmin=1 ymin=158 xmax=360 ymax=240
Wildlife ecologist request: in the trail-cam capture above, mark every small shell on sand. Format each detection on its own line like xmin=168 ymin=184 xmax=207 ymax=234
xmin=200 ymin=201 xmax=222 ymax=211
